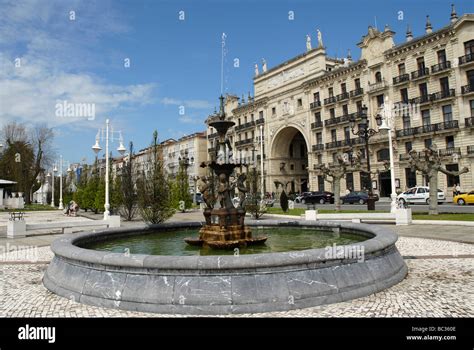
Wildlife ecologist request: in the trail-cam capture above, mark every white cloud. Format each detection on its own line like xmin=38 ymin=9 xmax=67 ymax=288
xmin=161 ymin=97 xmax=213 ymax=109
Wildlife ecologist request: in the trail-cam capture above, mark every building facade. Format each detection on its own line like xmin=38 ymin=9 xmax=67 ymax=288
xmin=207 ymin=8 xmax=474 ymax=200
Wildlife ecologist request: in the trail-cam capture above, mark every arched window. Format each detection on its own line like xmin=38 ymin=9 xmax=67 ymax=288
xmin=375 ymin=71 xmax=382 ymax=83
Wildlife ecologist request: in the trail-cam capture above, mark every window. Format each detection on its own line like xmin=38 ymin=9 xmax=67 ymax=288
xmin=346 ymin=173 xmax=354 ymax=191
xmin=313 ymin=92 xmax=320 ymax=101
xmin=238 ymin=118 xmax=241 ymax=125
xmin=330 ymin=108 xmax=335 ymax=119
xmin=422 ymin=110 xmax=431 ymax=126
xmin=419 ymin=83 xmax=428 ymax=97
xmin=297 ymin=98 xmax=303 ymax=107
xmin=440 ymin=77 xmax=450 ymax=93
xmin=290 ymin=164 xmax=294 ymax=171
xmin=375 ymin=71 xmax=382 ymax=83
xmin=244 ymin=116 xmax=247 ymax=124
xmin=332 ymin=153 xmax=338 ymax=162
xmin=467 ymin=70 xmax=474 ymax=87
xmin=446 ymin=164 xmax=460 ymax=187
xmin=315 ymin=112 xmax=321 ymax=122
xmin=398 ymin=63 xmax=406 ymax=75
xmin=424 ymin=139 xmax=432 ymax=149
xmin=328 ymin=87 xmax=334 ymax=97
xmin=377 ymin=149 xmax=390 ymax=162
xmin=341 ymin=83 xmax=347 ymax=94
xmin=403 ymin=114 xmax=411 ymax=129
xmin=342 ymin=104 xmax=348 ymax=116
xmin=344 ymin=127 xmax=350 ymax=140
xmin=331 ymin=129 xmax=337 ymax=142
xmin=442 ymin=105 xmax=453 ymax=122
xmin=251 ymin=114 xmax=254 ymax=122
xmin=259 ymin=111 xmax=264 ymax=119
xmin=318 ymin=175 xmax=325 ymax=191
xmin=464 ymin=40 xmax=474 ymax=55
xmin=405 ymin=168 xmax=417 ymax=188
xmin=317 ymin=154 xmax=322 ymax=164
xmin=354 ymin=78 xmax=361 ymax=90
xmin=470 ymin=100 xmax=474 ymax=117
xmin=417 ymin=57 xmax=425 ymax=71
xmin=251 ymin=131 xmax=255 ymax=140
xmin=405 ymin=141 xmax=412 ymax=153
xmin=376 ymin=94 xmax=384 ymax=107
xmin=356 ymin=101 xmax=362 ymax=112
xmin=272 ymin=107 xmax=276 ymax=115
xmin=400 ymin=88 xmax=409 ymax=103
xmin=446 ymin=135 xmax=455 ymax=149
xmin=437 ymin=49 xmax=447 ymax=63
xmin=244 ymin=132 xmax=248 ymax=139
xmin=316 ymin=132 xmax=322 ymax=144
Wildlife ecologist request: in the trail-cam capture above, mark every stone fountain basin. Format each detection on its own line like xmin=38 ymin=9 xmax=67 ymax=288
xmin=43 ymin=220 xmax=407 ymax=315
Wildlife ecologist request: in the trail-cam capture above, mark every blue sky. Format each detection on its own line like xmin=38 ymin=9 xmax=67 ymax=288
xmin=0 ymin=0 xmax=472 ymax=165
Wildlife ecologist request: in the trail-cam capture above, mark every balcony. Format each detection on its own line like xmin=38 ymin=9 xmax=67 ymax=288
xmin=431 ymin=61 xmax=451 ymax=74
xmin=368 ymin=79 xmax=388 ymax=94
xmin=311 ymin=121 xmax=323 ymax=129
xmin=235 ymin=138 xmax=253 ymax=147
xmin=459 ymin=53 xmax=474 ymax=66
xmin=461 ymin=84 xmax=474 ymax=95
xmin=326 ymin=140 xmax=342 ymax=149
xmin=438 ymin=147 xmax=461 ymax=157
xmin=324 ymin=114 xmax=352 ymax=126
xmin=465 ymin=117 xmax=474 ymax=127
xmin=310 ymin=100 xmax=322 ymax=109
xmin=396 ymin=127 xmax=418 ymax=138
xmin=312 ymin=144 xmax=325 ymax=152
xmin=467 ymin=145 xmax=474 ymax=155
xmin=336 ymin=92 xmax=350 ymax=102
xmin=410 ymin=94 xmax=430 ymax=105
xmin=256 ymin=118 xmax=265 ymax=125
xmin=417 ymin=124 xmax=437 ymax=134
xmin=430 ymin=88 xmax=455 ymax=102
xmin=393 ymin=73 xmax=410 ymax=85
xmin=411 ymin=67 xmax=430 ymax=81
xmin=324 ymin=96 xmax=337 ymax=105
xmin=235 ymin=121 xmax=255 ymax=131
xmin=350 ymin=88 xmax=364 ymax=98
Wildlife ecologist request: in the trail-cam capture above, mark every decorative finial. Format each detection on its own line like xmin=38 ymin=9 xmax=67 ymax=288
xmin=450 ymin=4 xmax=458 ymax=23
xmin=241 ymin=94 xmax=245 ymax=104
xmin=425 ymin=15 xmax=432 ymax=34
xmin=247 ymin=91 xmax=252 ymax=102
xmin=406 ymin=24 xmax=413 ymax=42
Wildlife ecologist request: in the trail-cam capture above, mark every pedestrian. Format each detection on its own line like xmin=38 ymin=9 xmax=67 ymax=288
xmin=455 ymin=183 xmax=461 ymax=196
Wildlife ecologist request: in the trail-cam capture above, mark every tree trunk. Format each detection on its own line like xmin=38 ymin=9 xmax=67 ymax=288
xmin=428 ymin=172 xmax=438 ymax=215
xmin=333 ymin=177 xmax=341 ymax=212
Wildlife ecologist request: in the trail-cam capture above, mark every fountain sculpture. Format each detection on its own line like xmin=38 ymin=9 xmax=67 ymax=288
xmin=184 ymin=96 xmax=267 ymax=249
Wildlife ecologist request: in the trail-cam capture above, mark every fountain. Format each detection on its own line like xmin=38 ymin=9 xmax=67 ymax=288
xmin=185 ymin=96 xmax=266 ymax=249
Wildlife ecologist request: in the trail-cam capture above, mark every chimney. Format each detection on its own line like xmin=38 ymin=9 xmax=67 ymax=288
xmin=425 ymin=15 xmax=433 ymax=34
xmin=406 ymin=25 xmax=413 ymax=42
xmin=450 ymin=4 xmax=458 ymax=23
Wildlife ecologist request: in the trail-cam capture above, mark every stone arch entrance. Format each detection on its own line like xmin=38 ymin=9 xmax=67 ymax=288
xmin=269 ymin=126 xmax=309 ymax=195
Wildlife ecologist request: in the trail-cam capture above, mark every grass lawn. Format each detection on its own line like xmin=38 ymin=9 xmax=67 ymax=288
xmin=266 ymin=207 xmax=474 ymax=221
xmin=0 ymin=204 xmax=59 ymax=212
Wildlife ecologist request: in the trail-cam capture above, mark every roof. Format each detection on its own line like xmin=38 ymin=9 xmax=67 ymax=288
xmin=0 ymin=179 xmax=17 ymax=186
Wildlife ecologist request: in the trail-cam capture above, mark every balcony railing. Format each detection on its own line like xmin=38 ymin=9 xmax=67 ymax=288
xmin=430 ymin=88 xmax=455 ymax=101
xmin=324 ymin=113 xmax=353 ymax=126
xmin=311 ymin=121 xmax=323 ymax=129
xmin=235 ymin=121 xmax=256 ymax=131
xmin=468 ymin=145 xmax=474 ymax=155
xmin=312 ymin=144 xmax=324 ymax=152
xmin=256 ymin=118 xmax=265 ymax=125
xmin=368 ymin=79 xmax=388 ymax=93
xmin=411 ymin=67 xmax=430 ymax=80
xmin=310 ymin=100 xmax=322 ymax=109
xmin=396 ymin=127 xmax=418 ymax=138
xmin=410 ymin=94 xmax=430 ymax=105
xmin=393 ymin=73 xmax=410 ymax=85
xmin=466 ymin=117 xmax=474 ymax=127
xmin=324 ymin=96 xmax=337 ymax=105
xmin=438 ymin=147 xmax=461 ymax=157
xmin=350 ymin=88 xmax=364 ymax=98
xmin=459 ymin=53 xmax=474 ymax=66
xmin=431 ymin=61 xmax=451 ymax=74
xmin=462 ymin=84 xmax=474 ymax=94
xmin=326 ymin=140 xmax=342 ymax=149
xmin=235 ymin=138 xmax=253 ymax=147
xmin=336 ymin=92 xmax=350 ymax=102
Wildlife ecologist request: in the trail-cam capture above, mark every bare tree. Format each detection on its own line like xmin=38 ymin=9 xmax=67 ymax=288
xmin=408 ymin=147 xmax=469 ymax=215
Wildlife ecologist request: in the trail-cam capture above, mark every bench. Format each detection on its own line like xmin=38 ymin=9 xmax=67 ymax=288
xmin=6 ymin=216 xmax=121 ymax=238
xmin=303 ymin=209 xmax=412 ymax=226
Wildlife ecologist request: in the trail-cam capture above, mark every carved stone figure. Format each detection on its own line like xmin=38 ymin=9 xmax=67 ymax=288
xmin=262 ymin=58 xmax=267 ymax=73
xmin=237 ymin=174 xmax=248 ymax=208
xmin=198 ymin=176 xmax=214 ymax=209
xmin=317 ymin=29 xmax=323 ymax=47
xmin=217 ymin=173 xmax=231 ymax=208
xmin=254 ymin=63 xmax=259 ymax=76
xmin=306 ymin=34 xmax=312 ymax=51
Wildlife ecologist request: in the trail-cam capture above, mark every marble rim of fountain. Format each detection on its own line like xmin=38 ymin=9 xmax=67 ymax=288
xmin=43 ymin=220 xmax=407 ymax=315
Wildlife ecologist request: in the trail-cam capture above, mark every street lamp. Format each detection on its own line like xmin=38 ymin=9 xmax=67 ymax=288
xmin=59 ymin=155 xmax=64 ymax=210
xmin=92 ymin=119 xmax=126 ymax=220
xmin=49 ymin=164 xmax=58 ymax=208
xmin=378 ymin=97 xmax=397 ymax=213
xmin=349 ymin=105 xmax=383 ymax=211
xmin=259 ymin=124 xmax=264 ymax=197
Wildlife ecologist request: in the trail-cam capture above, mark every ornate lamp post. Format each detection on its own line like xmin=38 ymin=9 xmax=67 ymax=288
xmin=92 ymin=119 xmax=126 ymax=220
xmin=349 ymin=105 xmax=383 ymax=211
xmin=58 ymin=155 xmax=64 ymax=210
xmin=49 ymin=163 xmax=58 ymax=208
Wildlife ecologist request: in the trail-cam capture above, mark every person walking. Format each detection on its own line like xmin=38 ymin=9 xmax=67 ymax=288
xmin=455 ymin=183 xmax=461 ymax=196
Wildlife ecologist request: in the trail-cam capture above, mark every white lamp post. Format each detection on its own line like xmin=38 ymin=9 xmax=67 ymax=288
xmin=378 ymin=96 xmax=397 ymax=213
xmin=92 ymin=119 xmax=126 ymax=220
xmin=59 ymin=155 xmax=64 ymax=210
xmin=50 ymin=164 xmax=57 ymax=207
xmin=259 ymin=125 xmax=264 ymax=196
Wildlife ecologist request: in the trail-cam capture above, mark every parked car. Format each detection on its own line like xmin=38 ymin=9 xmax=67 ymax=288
xmin=341 ymin=191 xmax=380 ymax=204
xmin=397 ymin=186 xmax=445 ymax=205
xmin=195 ymin=192 xmax=204 ymax=204
xmin=301 ymin=191 xmax=334 ymax=204
xmin=454 ymin=190 xmax=474 ymax=205
xmin=294 ymin=192 xmax=311 ymax=203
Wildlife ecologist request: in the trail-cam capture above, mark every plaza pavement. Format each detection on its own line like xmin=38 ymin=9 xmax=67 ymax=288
xmin=0 ymin=209 xmax=472 ymax=317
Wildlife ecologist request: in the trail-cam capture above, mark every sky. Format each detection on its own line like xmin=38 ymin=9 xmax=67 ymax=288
xmin=0 ymin=0 xmax=473 ymax=165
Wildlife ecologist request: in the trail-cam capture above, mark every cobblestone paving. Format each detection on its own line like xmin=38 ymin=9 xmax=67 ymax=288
xmin=0 ymin=237 xmax=472 ymax=317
